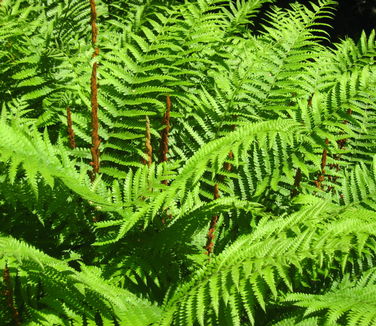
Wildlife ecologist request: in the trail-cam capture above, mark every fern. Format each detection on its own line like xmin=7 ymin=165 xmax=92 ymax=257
xmin=284 ymin=267 xmax=376 ymax=325
xmin=158 ymin=202 xmax=376 ymax=325
xmin=0 ymin=236 xmax=161 ymax=325
xmin=0 ymin=0 xmax=375 ymax=325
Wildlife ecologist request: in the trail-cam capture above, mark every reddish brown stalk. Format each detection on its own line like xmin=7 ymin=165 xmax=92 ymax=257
xmin=90 ymin=0 xmax=98 ymax=45
xmin=145 ymin=116 xmax=153 ymax=167
xmin=204 ymin=125 xmax=235 ymax=253
xmin=320 ymin=139 xmax=329 ymax=172
xmin=3 ymin=265 xmax=21 ymax=326
xmin=314 ymin=138 xmax=329 ymax=189
xmin=160 ymin=96 xmax=172 ymax=223
xmin=160 ymin=95 xmax=171 ymax=165
xmin=205 ymin=183 xmax=220 ymax=255
xmin=66 ymin=107 xmax=76 ymax=149
xmin=89 ymin=0 xmax=100 ymax=181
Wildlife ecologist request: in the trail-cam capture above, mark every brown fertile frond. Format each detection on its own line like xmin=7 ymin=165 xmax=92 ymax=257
xmin=145 ymin=116 xmax=153 ymax=167
xmin=3 ymin=265 xmax=21 ymax=326
xmin=89 ymin=0 xmax=100 ymax=181
xmin=66 ymin=107 xmax=76 ymax=149
xmin=205 ymin=183 xmax=220 ymax=256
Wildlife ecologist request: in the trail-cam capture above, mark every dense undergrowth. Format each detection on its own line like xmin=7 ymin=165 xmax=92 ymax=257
xmin=0 ymin=0 xmax=376 ymax=325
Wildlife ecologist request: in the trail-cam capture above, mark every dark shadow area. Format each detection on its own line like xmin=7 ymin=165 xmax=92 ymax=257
xmin=331 ymin=0 xmax=376 ymax=41
xmin=253 ymin=0 xmax=375 ymax=42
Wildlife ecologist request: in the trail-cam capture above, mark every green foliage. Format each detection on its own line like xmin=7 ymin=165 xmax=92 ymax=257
xmin=0 ymin=236 xmax=161 ymax=325
xmin=284 ymin=267 xmax=376 ymax=325
xmin=0 ymin=0 xmax=375 ymax=325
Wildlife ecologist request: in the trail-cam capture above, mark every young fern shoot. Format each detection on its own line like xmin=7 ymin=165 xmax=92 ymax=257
xmin=89 ymin=0 xmax=100 ymax=180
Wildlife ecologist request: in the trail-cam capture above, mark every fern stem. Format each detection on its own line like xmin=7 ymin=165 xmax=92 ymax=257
xmin=160 ymin=95 xmax=171 ymax=165
xmin=89 ymin=0 xmax=100 ymax=180
xmin=315 ymin=138 xmax=329 ymax=189
xmin=66 ymin=107 xmax=76 ymax=149
xmin=205 ymin=183 xmax=220 ymax=255
xmin=3 ymin=265 xmax=21 ymax=326
xmin=204 ymin=149 xmax=233 ymax=253
xmin=160 ymin=95 xmax=172 ymax=189
xmin=90 ymin=0 xmax=98 ymax=45
xmin=145 ymin=116 xmax=153 ymax=167
xmin=337 ymin=109 xmax=353 ymax=150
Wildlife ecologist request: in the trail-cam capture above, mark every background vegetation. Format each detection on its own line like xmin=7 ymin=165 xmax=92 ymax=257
xmin=0 ymin=0 xmax=375 ymax=325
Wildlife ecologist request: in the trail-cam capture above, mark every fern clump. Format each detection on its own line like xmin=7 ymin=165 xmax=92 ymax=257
xmin=0 ymin=0 xmax=375 ymax=325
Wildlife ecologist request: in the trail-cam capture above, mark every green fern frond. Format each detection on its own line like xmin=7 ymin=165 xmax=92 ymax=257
xmin=0 ymin=236 xmax=161 ymax=326
xmin=285 ymin=267 xmax=376 ymax=326
xmin=159 ymin=201 xmax=376 ymax=325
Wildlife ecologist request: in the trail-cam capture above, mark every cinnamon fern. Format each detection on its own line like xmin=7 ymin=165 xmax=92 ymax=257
xmin=0 ymin=0 xmax=375 ymax=325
